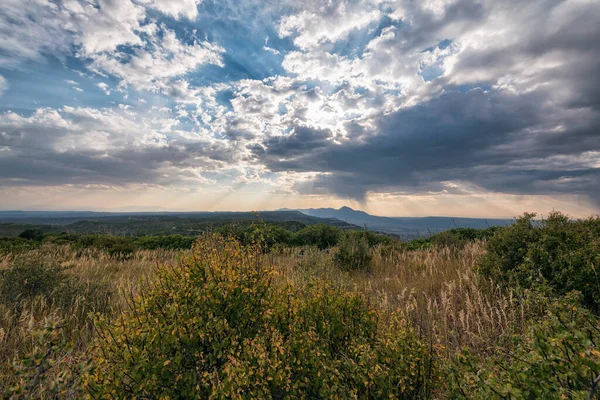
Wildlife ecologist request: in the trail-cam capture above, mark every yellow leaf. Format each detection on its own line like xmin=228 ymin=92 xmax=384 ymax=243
xmin=164 ymin=360 xmax=171 ymax=366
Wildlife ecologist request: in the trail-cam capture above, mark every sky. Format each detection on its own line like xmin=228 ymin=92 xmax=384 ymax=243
xmin=0 ymin=0 xmax=599 ymax=217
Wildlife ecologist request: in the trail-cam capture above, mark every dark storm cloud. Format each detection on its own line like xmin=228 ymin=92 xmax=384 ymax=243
xmin=252 ymin=87 xmax=600 ymax=201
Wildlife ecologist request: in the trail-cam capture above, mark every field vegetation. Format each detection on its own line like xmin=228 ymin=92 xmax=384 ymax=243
xmin=1 ymin=212 xmax=599 ymax=398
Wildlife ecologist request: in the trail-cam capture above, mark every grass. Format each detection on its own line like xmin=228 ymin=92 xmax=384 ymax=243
xmin=274 ymin=243 xmax=532 ymax=358
xmin=0 ymin=245 xmax=182 ymax=393
xmin=0 ymin=236 xmax=591 ymax=397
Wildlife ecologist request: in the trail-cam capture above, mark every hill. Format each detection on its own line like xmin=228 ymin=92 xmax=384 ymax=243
xmin=0 ymin=211 xmax=358 ymax=236
xmin=294 ymin=206 xmax=513 ymax=238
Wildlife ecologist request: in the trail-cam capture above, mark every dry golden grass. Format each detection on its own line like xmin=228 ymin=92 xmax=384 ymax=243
xmin=273 ymin=242 xmax=532 ymax=356
xmin=1 ymin=240 xmax=532 ymax=395
xmin=0 ymin=245 xmax=182 ymax=392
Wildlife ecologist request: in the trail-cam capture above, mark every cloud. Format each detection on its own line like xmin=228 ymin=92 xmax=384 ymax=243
xmin=0 ymin=0 xmax=73 ymax=67
xmin=89 ymin=25 xmax=224 ymax=92
xmin=251 ymin=87 xmax=600 ymax=202
xmin=0 ymin=107 xmax=238 ymax=187
xmin=0 ymin=75 xmax=7 ymax=95
xmin=278 ymin=0 xmax=382 ymax=50
xmin=140 ymin=0 xmax=203 ymax=20
xmin=0 ymin=0 xmax=599 ymax=213
xmin=0 ymin=0 xmax=223 ymax=93
xmin=97 ymin=82 xmax=111 ymax=95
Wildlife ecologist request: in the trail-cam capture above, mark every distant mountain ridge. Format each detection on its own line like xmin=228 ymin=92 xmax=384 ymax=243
xmin=0 ymin=210 xmax=359 ymax=236
xmin=291 ymin=206 xmax=514 ymax=238
xmin=0 ymin=208 xmax=515 ymax=239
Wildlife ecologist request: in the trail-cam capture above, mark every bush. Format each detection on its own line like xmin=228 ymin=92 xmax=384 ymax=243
xmin=242 ymin=223 xmax=292 ymax=251
xmin=0 ymin=260 xmax=112 ymax=314
xmin=293 ymin=224 xmax=342 ymax=249
xmin=18 ymin=229 xmax=45 ymax=241
xmin=86 ymin=235 xmax=438 ymax=398
xmin=405 ymin=237 xmax=433 ymax=251
xmin=431 ymin=231 xmax=468 ymax=249
xmin=75 ymin=235 xmax=136 ymax=259
xmin=448 ymin=291 xmax=600 ymax=399
xmin=134 ymin=235 xmax=196 ymax=250
xmin=0 ymin=262 xmax=67 ymax=304
xmin=480 ymin=212 xmax=600 ymax=311
xmin=334 ymin=232 xmax=373 ymax=271
xmin=0 ymin=237 xmax=41 ymax=254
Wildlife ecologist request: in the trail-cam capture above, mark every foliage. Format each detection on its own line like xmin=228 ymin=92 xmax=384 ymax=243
xmin=86 ymin=235 xmax=438 ymax=398
xmin=134 ymin=234 xmax=196 ymax=250
xmin=292 ymin=223 xmax=343 ymax=249
xmin=74 ymin=235 xmax=136 ymax=259
xmin=0 ymin=262 xmax=67 ymax=305
xmin=6 ymin=318 xmax=84 ymax=399
xmin=402 ymin=226 xmax=503 ymax=251
xmin=334 ymin=231 xmax=374 ymax=271
xmin=448 ymin=291 xmax=600 ymax=399
xmin=0 ymin=259 xmax=112 ymax=316
xmin=222 ymin=222 xmax=293 ymax=251
xmin=0 ymin=236 xmax=41 ymax=254
xmin=430 ymin=230 xmax=469 ymax=248
xmin=480 ymin=212 xmax=600 ymax=311
xmin=18 ymin=229 xmax=45 ymax=241
xmin=404 ymin=237 xmax=433 ymax=251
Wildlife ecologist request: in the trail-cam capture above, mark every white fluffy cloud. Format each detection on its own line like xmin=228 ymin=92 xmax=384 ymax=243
xmin=278 ymin=0 xmax=382 ymax=50
xmin=90 ymin=25 xmax=224 ymax=91
xmin=0 ymin=0 xmax=223 ymax=93
xmin=140 ymin=0 xmax=203 ymax=20
xmin=0 ymin=0 xmax=74 ymax=67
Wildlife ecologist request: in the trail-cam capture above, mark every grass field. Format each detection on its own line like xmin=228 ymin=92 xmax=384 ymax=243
xmin=1 ymin=213 xmax=599 ymax=398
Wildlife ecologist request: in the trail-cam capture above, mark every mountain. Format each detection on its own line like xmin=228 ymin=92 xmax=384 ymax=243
xmin=0 ymin=210 xmax=359 ymax=236
xmin=295 ymin=207 xmax=514 ymax=238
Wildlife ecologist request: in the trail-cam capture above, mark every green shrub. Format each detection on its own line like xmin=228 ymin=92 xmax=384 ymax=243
xmin=431 ymin=231 xmax=469 ymax=248
xmin=18 ymin=229 xmax=45 ymax=241
xmin=134 ymin=235 xmax=196 ymax=250
xmin=0 ymin=262 xmax=66 ymax=304
xmin=293 ymin=224 xmax=342 ymax=249
xmin=0 ymin=260 xmax=112 ymax=314
xmin=87 ymin=235 xmax=438 ymax=398
xmin=480 ymin=212 xmax=600 ymax=311
xmin=440 ymin=227 xmax=503 ymax=242
xmin=75 ymin=235 xmax=136 ymax=259
xmin=43 ymin=233 xmax=80 ymax=246
xmin=448 ymin=291 xmax=600 ymax=399
xmin=0 ymin=237 xmax=41 ymax=254
xmin=334 ymin=232 xmax=373 ymax=271
xmin=242 ymin=223 xmax=292 ymax=250
xmin=405 ymin=237 xmax=433 ymax=251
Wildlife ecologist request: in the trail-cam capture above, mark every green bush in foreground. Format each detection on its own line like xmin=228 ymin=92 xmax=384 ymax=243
xmin=480 ymin=212 xmax=600 ymax=311
xmin=448 ymin=291 xmax=600 ymax=399
xmin=86 ymin=235 xmax=438 ymax=398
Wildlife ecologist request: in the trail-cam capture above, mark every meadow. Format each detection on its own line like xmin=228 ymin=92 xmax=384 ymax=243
xmin=1 ymin=212 xmax=599 ymax=398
